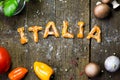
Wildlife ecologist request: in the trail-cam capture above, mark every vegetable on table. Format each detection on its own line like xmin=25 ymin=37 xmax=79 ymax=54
xmin=102 ymin=0 xmax=120 ymax=9
xmin=0 ymin=1 xmax=3 ymax=6
xmin=94 ymin=3 xmax=111 ymax=19
xmin=0 ymin=0 xmax=30 ymax=17
xmin=34 ymin=61 xmax=54 ymax=80
xmin=104 ymin=55 xmax=120 ymax=72
xmin=8 ymin=67 xmax=28 ymax=80
xmin=3 ymin=0 xmax=18 ymax=17
xmin=0 ymin=47 xmax=11 ymax=74
xmin=85 ymin=63 xmax=100 ymax=77
xmin=111 ymin=0 xmax=120 ymax=9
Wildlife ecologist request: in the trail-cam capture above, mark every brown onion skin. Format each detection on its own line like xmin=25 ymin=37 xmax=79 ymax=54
xmin=94 ymin=4 xmax=110 ymax=19
xmin=85 ymin=63 xmax=100 ymax=78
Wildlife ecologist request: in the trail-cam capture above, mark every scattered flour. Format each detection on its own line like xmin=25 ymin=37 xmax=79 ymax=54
xmin=46 ymin=44 xmax=53 ymax=60
xmin=59 ymin=0 xmax=67 ymax=3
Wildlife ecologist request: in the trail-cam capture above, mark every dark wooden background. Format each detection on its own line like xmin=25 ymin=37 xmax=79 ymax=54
xmin=0 ymin=0 xmax=120 ymax=80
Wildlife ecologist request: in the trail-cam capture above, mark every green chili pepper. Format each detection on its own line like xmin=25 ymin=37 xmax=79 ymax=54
xmin=3 ymin=0 xmax=18 ymax=17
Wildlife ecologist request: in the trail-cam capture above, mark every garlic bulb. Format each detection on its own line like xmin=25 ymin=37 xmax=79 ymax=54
xmin=104 ymin=55 xmax=120 ymax=72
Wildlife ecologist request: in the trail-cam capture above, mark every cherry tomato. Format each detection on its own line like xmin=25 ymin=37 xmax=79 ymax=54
xmin=8 ymin=67 xmax=28 ymax=80
xmin=0 ymin=47 xmax=11 ymax=74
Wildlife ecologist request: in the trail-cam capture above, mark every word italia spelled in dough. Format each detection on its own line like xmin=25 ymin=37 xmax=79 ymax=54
xmin=17 ymin=21 xmax=101 ymax=44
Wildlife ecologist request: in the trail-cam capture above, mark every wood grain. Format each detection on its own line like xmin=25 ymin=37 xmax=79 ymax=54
xmin=0 ymin=0 xmax=89 ymax=80
xmin=0 ymin=0 xmax=120 ymax=80
xmin=90 ymin=0 xmax=120 ymax=80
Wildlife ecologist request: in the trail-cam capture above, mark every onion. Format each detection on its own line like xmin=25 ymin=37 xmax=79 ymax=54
xmin=85 ymin=63 xmax=100 ymax=77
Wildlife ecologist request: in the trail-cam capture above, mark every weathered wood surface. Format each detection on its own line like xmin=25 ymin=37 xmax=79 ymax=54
xmin=91 ymin=0 xmax=120 ymax=80
xmin=0 ymin=0 xmax=120 ymax=80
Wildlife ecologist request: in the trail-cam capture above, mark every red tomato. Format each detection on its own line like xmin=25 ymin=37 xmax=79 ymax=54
xmin=0 ymin=47 xmax=11 ymax=74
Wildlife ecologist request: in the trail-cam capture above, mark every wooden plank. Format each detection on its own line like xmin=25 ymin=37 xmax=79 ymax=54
xmin=91 ymin=0 xmax=120 ymax=80
xmin=25 ymin=0 xmax=57 ymax=80
xmin=55 ymin=0 xmax=89 ymax=80
xmin=0 ymin=0 xmax=90 ymax=80
xmin=0 ymin=2 xmax=27 ymax=80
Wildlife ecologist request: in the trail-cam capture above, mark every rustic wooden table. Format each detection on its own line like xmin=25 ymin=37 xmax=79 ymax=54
xmin=0 ymin=0 xmax=120 ymax=80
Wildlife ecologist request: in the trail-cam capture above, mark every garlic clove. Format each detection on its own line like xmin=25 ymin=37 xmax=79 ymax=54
xmin=112 ymin=0 xmax=120 ymax=9
xmin=96 ymin=1 xmax=102 ymax=5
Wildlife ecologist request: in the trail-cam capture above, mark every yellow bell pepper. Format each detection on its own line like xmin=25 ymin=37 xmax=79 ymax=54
xmin=34 ymin=61 xmax=54 ymax=80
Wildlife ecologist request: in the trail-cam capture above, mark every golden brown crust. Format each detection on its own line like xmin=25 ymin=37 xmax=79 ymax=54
xmin=28 ymin=26 xmax=42 ymax=42
xmin=43 ymin=21 xmax=59 ymax=38
xmin=77 ymin=21 xmax=85 ymax=38
xmin=17 ymin=27 xmax=28 ymax=44
xmin=87 ymin=25 xmax=101 ymax=43
xmin=62 ymin=21 xmax=74 ymax=38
